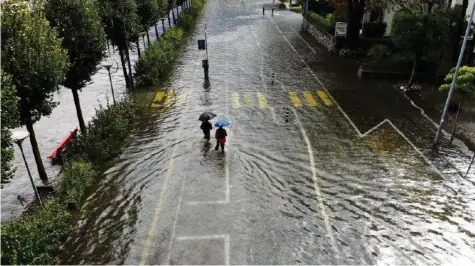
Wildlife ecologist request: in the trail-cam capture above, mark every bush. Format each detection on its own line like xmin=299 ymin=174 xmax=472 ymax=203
xmin=1 ymin=200 xmax=72 ymax=265
xmin=65 ymin=101 xmax=136 ymax=165
xmin=306 ymin=11 xmax=335 ymax=34
xmin=59 ymin=161 xmax=97 ymax=209
xmin=177 ymin=0 xmax=204 ymax=32
xmin=367 ymin=44 xmax=389 ymax=60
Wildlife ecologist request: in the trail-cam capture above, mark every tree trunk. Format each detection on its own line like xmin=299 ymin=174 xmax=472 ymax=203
xmin=168 ymin=13 xmax=171 ymax=27
xmin=24 ymin=117 xmax=48 ymax=181
xmin=346 ymin=0 xmax=365 ymax=49
xmin=125 ymin=47 xmax=134 ymax=90
xmin=71 ymin=88 xmax=87 ymax=134
xmin=155 ymin=24 xmax=159 ymax=39
xmin=172 ymin=8 xmax=176 ymax=24
xmin=136 ymin=40 xmax=141 ymax=58
xmin=452 ymin=0 xmax=469 ymax=60
xmin=408 ymin=59 xmax=417 ymax=86
xmin=146 ymin=31 xmax=151 ymax=45
xmin=118 ymin=48 xmax=131 ymax=88
xmin=450 ymin=95 xmax=464 ymax=143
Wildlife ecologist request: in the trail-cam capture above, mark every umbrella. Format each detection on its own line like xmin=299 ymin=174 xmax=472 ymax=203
xmin=199 ymin=112 xmax=217 ymax=121
xmin=215 ymin=119 xmax=231 ymax=127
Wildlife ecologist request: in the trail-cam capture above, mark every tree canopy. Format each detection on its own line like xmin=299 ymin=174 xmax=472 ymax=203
xmin=1 ymin=70 xmax=20 ymax=186
xmin=440 ymin=66 xmax=475 ymax=97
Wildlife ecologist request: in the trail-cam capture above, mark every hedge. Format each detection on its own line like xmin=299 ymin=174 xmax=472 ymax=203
xmin=305 ymin=11 xmax=335 ymax=35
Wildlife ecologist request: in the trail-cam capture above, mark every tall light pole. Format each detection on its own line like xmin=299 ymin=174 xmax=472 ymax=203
xmin=102 ymin=64 xmax=116 ymax=104
xmin=12 ymin=130 xmax=42 ymax=205
xmin=433 ymin=3 xmax=475 ymax=148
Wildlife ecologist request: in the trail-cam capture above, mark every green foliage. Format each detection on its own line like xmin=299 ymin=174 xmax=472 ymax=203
xmin=98 ymin=0 xmax=140 ymax=50
xmin=305 ymin=11 xmax=336 ymax=34
xmin=391 ymin=11 xmax=449 ymax=61
xmin=65 ymin=101 xmax=136 ymax=165
xmin=1 ymin=0 xmax=69 ymax=125
xmin=367 ymin=44 xmax=389 ymax=61
xmin=44 ymin=0 xmax=106 ymax=91
xmin=59 ymin=161 xmax=97 ymax=209
xmin=137 ymin=0 xmax=160 ymax=31
xmin=1 ymin=70 xmax=19 ymax=186
xmin=1 ymin=200 xmax=73 ymax=265
xmin=135 ymin=0 xmax=204 ymax=86
xmin=440 ymin=66 xmax=475 ymax=97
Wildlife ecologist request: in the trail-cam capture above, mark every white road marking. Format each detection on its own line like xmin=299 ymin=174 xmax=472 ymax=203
xmin=282 ymin=35 xmax=445 ymax=179
xmin=176 ymin=234 xmax=230 ymax=265
xmin=289 ymin=26 xmax=316 ymax=54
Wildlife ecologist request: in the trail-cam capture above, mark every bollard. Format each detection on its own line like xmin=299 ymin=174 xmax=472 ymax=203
xmin=271 ymin=73 xmax=275 ymax=85
xmin=272 ymin=8 xmax=274 ymax=16
xmin=263 ymin=6 xmax=265 ymax=15
xmin=202 ymin=59 xmax=209 ymax=84
xmin=285 ymin=108 xmax=290 ymax=123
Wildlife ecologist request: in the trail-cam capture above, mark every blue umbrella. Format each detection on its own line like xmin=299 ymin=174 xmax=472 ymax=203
xmin=215 ymin=119 xmax=231 ymax=127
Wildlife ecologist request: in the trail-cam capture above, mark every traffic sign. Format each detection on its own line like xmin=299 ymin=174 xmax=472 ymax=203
xmin=198 ymin=39 xmax=206 ymax=50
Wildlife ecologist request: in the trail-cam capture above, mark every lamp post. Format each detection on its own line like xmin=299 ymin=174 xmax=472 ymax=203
xmin=12 ymin=130 xmax=42 ymax=205
xmin=102 ymin=64 xmax=116 ymax=104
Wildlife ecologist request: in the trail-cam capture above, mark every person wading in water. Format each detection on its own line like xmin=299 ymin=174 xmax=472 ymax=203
xmin=214 ymin=126 xmax=227 ymax=152
xmin=200 ymin=120 xmax=212 ymax=141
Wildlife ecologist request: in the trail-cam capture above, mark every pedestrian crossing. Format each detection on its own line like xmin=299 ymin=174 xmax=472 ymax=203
xmin=231 ymin=90 xmax=334 ymax=109
xmin=150 ymin=89 xmax=334 ymax=109
xmin=150 ymin=90 xmax=187 ymax=107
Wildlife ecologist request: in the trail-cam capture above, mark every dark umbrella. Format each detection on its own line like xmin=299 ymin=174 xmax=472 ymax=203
xmin=199 ymin=112 xmax=217 ymax=121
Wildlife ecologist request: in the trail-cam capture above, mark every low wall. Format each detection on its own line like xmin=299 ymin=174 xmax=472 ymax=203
xmin=302 ymin=17 xmax=338 ymax=52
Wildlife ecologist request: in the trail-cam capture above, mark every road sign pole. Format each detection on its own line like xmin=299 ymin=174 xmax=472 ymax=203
xmin=434 ymin=3 xmax=475 ymax=148
xmin=205 ymin=23 xmax=208 ymax=60
xmin=203 ymin=24 xmax=210 ymax=86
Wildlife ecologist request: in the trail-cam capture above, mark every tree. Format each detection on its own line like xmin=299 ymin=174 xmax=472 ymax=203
xmin=1 ymin=70 xmax=20 ymax=187
xmin=44 ymin=0 xmax=107 ymax=134
xmin=1 ymin=0 xmax=69 ymax=181
xmin=98 ymin=0 xmax=139 ymax=89
xmin=391 ymin=11 xmax=449 ymax=85
xmin=440 ymin=66 xmax=475 ymax=142
xmin=137 ymin=0 xmax=159 ymax=45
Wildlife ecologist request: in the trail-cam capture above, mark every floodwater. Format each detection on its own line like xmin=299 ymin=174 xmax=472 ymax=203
xmin=8 ymin=0 xmax=475 ymax=264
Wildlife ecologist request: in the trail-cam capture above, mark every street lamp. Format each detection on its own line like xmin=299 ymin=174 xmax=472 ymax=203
xmin=12 ymin=130 xmax=42 ymax=205
xmin=102 ymin=64 xmax=116 ymax=104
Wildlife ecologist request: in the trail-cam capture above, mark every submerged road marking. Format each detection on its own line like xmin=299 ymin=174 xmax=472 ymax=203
xmin=244 ymin=93 xmax=253 ymax=107
xmin=177 ymin=92 xmax=187 ymax=107
xmin=316 ymin=90 xmax=333 ymax=107
xmin=289 ymin=26 xmax=317 ymax=54
xmin=289 ymin=92 xmax=302 ymax=107
xmin=304 ymin=91 xmax=318 ymax=107
xmin=140 ymin=147 xmax=177 ymax=265
xmin=175 ymin=234 xmax=230 ymax=265
xmin=257 ymin=92 xmax=269 ymax=108
xmin=151 ymin=91 xmax=166 ymax=107
xmin=292 ymin=108 xmax=339 ymax=253
xmin=232 ymin=92 xmax=240 ymax=108
xmin=164 ymin=91 xmax=176 ymax=107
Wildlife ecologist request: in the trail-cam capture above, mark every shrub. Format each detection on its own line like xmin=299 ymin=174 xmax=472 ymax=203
xmin=1 ymin=200 xmax=72 ymax=265
xmin=177 ymin=0 xmax=203 ymax=32
xmin=65 ymin=101 xmax=136 ymax=165
xmin=59 ymin=161 xmax=97 ymax=209
xmin=306 ymin=11 xmax=335 ymax=34
xmin=367 ymin=44 xmax=389 ymax=61
xmin=362 ymin=22 xmax=387 ymax=38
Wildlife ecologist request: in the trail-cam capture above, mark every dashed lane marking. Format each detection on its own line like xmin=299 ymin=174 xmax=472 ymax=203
xmin=232 ymin=92 xmax=240 ymax=108
xmin=316 ymin=89 xmax=333 ymax=107
xmin=304 ymin=91 xmax=318 ymax=107
xmin=289 ymin=91 xmax=302 ymax=107
xmin=257 ymin=92 xmax=269 ymax=108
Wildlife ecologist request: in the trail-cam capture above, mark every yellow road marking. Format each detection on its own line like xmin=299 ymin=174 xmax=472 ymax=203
xmin=257 ymin=92 xmax=268 ymax=108
xmin=165 ymin=91 xmax=176 ymax=107
xmin=289 ymin=92 xmax=302 ymax=107
xmin=244 ymin=93 xmax=253 ymax=107
xmin=140 ymin=147 xmax=177 ymax=265
xmin=151 ymin=91 xmax=166 ymax=107
xmin=177 ymin=92 xmax=187 ymax=107
xmin=232 ymin=92 xmax=240 ymax=108
xmin=304 ymin=91 xmax=318 ymax=107
xmin=317 ymin=89 xmax=333 ymax=106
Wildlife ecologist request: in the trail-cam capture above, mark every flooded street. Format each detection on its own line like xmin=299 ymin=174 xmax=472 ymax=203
xmin=41 ymin=0 xmax=475 ymax=264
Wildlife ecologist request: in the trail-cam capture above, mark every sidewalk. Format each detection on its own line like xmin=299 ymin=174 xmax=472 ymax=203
xmin=406 ymin=86 xmax=475 ymax=152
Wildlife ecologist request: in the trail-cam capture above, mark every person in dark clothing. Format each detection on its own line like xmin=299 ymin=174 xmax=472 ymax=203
xmin=201 ymin=120 xmax=213 ymax=141
xmin=215 ymin=126 xmax=227 ymax=152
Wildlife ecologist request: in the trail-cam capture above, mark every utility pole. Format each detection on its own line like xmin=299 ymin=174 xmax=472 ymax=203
xmin=433 ymin=3 xmax=475 ymax=148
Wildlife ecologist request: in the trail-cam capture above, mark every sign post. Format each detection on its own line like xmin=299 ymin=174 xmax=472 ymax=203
xmin=334 ymin=22 xmax=347 ymax=37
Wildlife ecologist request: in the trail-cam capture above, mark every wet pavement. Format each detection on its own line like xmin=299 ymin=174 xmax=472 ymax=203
xmin=52 ymin=0 xmax=475 ymax=264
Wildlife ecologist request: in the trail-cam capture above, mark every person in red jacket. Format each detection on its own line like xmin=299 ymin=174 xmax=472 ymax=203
xmin=214 ymin=126 xmax=227 ymax=152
